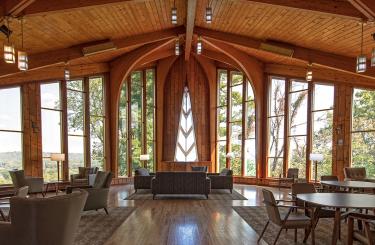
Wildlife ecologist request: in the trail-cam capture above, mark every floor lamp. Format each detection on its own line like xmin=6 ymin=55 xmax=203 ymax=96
xmin=51 ymin=153 xmax=65 ymax=192
xmin=140 ymin=154 xmax=150 ymax=169
xmin=310 ymin=153 xmax=324 ymax=183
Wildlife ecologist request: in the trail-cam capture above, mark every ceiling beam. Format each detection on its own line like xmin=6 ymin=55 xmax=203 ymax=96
xmin=0 ymin=26 xmax=185 ymax=78
xmin=201 ymin=49 xmax=239 ymax=69
xmin=185 ymin=0 xmax=197 ymax=61
xmin=348 ymin=0 xmax=375 ymax=20
xmin=194 ymin=26 xmax=375 ymax=79
xmin=243 ymin=0 xmax=365 ymax=20
xmin=2 ymin=0 xmax=36 ymax=17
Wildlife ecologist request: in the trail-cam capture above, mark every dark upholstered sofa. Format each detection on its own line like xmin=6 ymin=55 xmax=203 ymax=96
xmin=134 ymin=168 xmax=155 ymax=192
xmin=151 ymin=172 xmax=211 ymax=199
xmin=207 ymin=168 xmax=233 ymax=193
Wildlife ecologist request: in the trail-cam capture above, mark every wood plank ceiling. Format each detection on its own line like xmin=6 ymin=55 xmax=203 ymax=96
xmin=0 ymin=0 xmax=375 ymax=78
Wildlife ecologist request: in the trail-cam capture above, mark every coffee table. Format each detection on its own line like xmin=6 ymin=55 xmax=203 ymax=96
xmin=297 ymin=193 xmax=375 ymax=245
xmin=44 ymin=180 xmax=68 ymax=195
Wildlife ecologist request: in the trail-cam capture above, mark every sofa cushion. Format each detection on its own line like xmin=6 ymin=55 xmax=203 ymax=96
xmin=219 ymin=168 xmax=232 ymax=176
xmin=191 ymin=166 xmax=208 ymax=172
xmin=135 ymin=168 xmax=150 ymax=176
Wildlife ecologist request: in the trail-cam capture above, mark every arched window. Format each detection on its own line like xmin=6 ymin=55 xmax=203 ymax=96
xmin=216 ymin=69 xmax=256 ymax=176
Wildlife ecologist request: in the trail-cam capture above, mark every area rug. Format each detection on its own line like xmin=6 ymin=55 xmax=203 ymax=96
xmin=74 ymin=207 xmax=135 ymax=245
xmin=233 ymin=206 xmax=355 ymax=245
xmin=125 ymin=189 xmax=247 ymax=200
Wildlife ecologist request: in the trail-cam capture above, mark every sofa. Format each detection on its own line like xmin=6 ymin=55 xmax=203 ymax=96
xmin=207 ymin=168 xmax=233 ymax=193
xmin=134 ymin=168 xmax=155 ymax=192
xmin=151 ymin=172 xmax=211 ymax=199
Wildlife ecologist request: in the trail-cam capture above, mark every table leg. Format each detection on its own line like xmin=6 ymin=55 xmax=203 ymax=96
xmin=55 ymin=183 xmax=58 ymax=195
xmin=331 ymin=208 xmax=340 ymax=245
xmin=44 ymin=183 xmax=49 ymax=196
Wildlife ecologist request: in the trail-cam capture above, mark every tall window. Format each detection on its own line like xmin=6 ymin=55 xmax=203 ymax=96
xmin=352 ymin=88 xmax=375 ymax=178
xmin=118 ymin=69 xmax=155 ymax=176
xmin=41 ymin=82 xmax=62 ymax=181
xmin=268 ymin=77 xmax=285 ymax=177
xmin=311 ymin=84 xmax=334 ymax=180
xmin=67 ymin=80 xmax=86 ymax=175
xmin=89 ymin=76 xmax=106 ymax=170
xmin=216 ymin=69 xmax=256 ymax=176
xmin=0 ymin=87 xmax=22 ymax=184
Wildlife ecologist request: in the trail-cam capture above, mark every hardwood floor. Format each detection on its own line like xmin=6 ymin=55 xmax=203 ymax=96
xmin=105 ymin=184 xmax=290 ymax=245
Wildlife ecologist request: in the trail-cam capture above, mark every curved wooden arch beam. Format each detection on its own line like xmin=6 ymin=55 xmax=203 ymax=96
xmin=194 ymin=54 xmax=218 ymax=172
xmin=201 ymin=49 xmax=241 ymax=71
xmin=109 ymin=39 xmax=174 ymax=175
xmin=135 ymin=49 xmax=175 ymax=69
xmin=155 ymin=56 xmax=179 ymax=170
xmin=202 ymin=37 xmax=265 ymax=179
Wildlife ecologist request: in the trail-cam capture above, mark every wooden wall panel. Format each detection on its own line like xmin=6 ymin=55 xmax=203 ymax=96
xmin=162 ymin=55 xmax=210 ymax=162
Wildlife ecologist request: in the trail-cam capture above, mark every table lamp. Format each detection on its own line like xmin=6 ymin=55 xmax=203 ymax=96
xmin=51 ymin=153 xmax=65 ymax=185
xmin=310 ymin=153 xmax=324 ymax=183
xmin=140 ymin=154 xmax=150 ymax=168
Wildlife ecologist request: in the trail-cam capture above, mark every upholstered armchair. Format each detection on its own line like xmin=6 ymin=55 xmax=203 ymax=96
xmin=0 ymin=190 xmax=88 ymax=245
xmin=134 ymin=168 xmax=155 ymax=192
xmin=9 ymin=170 xmax=44 ymax=196
xmin=207 ymin=168 xmax=233 ymax=193
xmin=67 ymin=171 xmax=113 ymax=214
xmin=70 ymin=167 xmax=98 ymax=186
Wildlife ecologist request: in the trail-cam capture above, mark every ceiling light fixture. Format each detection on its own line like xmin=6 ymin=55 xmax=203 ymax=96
xmin=175 ymin=38 xmax=180 ymax=55
xmin=171 ymin=0 xmax=177 ymax=25
xmin=197 ymin=36 xmax=202 ymax=54
xmin=356 ymin=22 xmax=367 ymax=73
xmin=18 ymin=17 xmax=28 ymax=71
xmin=3 ymin=17 xmax=15 ymax=64
xmin=64 ymin=66 xmax=70 ymax=81
xmin=371 ymin=47 xmax=375 ymax=67
xmin=306 ymin=63 xmax=313 ymax=82
xmin=205 ymin=4 xmax=212 ymax=24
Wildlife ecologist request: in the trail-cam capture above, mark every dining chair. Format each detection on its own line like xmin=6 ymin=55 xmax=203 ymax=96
xmin=0 ymin=186 xmax=29 ymax=221
xmin=320 ymin=176 xmax=341 ymax=192
xmin=347 ymin=212 xmax=375 ymax=245
xmin=259 ymin=188 xmax=315 ymax=245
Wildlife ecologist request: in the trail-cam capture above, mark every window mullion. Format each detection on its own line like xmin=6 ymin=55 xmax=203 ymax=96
xmin=84 ymin=77 xmax=91 ymax=168
xmin=226 ymin=69 xmax=231 ymax=169
xmin=283 ymin=79 xmax=290 ymax=178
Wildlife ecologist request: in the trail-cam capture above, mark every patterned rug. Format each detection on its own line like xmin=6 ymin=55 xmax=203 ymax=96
xmin=74 ymin=207 xmax=135 ymax=245
xmin=233 ymin=206 xmax=357 ymax=245
xmin=125 ymin=189 xmax=247 ymax=200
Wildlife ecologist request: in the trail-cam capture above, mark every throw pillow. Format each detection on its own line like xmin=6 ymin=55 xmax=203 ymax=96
xmin=219 ymin=168 xmax=232 ymax=176
xmin=135 ymin=168 xmax=150 ymax=176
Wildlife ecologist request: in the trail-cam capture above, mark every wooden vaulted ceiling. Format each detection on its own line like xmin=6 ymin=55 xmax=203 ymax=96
xmin=1 ymin=0 xmax=375 ymax=81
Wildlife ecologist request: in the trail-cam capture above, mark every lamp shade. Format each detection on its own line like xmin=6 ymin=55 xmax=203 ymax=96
xmin=51 ymin=153 xmax=65 ymax=161
xmin=309 ymin=153 xmax=323 ymax=162
xmin=140 ymin=154 xmax=150 ymax=161
xmin=226 ymin=152 xmax=234 ymax=159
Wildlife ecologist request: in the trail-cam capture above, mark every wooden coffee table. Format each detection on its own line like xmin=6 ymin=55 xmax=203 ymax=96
xmin=44 ymin=180 xmax=68 ymax=195
xmin=297 ymin=193 xmax=375 ymax=245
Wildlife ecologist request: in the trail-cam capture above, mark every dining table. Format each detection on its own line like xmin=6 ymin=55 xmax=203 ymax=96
xmin=297 ymin=193 xmax=375 ymax=245
xmin=321 ymin=180 xmax=375 ymax=193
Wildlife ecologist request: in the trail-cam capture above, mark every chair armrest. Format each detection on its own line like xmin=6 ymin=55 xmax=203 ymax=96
xmin=348 ymin=212 xmax=375 ymax=223
xmin=70 ymin=174 xmax=82 ymax=181
xmin=207 ymin=173 xmax=220 ymax=176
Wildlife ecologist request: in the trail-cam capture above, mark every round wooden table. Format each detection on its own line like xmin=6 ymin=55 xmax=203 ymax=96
xmin=321 ymin=180 xmax=375 ymax=192
xmin=297 ymin=193 xmax=375 ymax=245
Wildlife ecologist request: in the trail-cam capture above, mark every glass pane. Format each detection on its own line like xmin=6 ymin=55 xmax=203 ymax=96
xmin=231 ymin=71 xmax=243 ymax=86
xmin=244 ymin=139 xmax=256 ymax=176
xmin=246 ymin=101 xmax=256 ymax=139
xmin=0 ymin=87 xmax=21 ymax=131
xmin=146 ymin=141 xmax=154 ymax=172
xmin=67 ymin=79 xmax=83 ymax=91
xmin=217 ymin=107 xmax=227 ymax=140
xmin=0 ymin=132 xmax=22 ymax=184
xmin=268 ymin=158 xmax=283 ymax=178
xmin=290 ymin=80 xmax=308 ymax=92
xmin=246 ymin=80 xmax=255 ymax=101
xmin=352 ymin=89 xmax=375 ymax=131
xmin=67 ymin=90 xmax=84 ymax=135
xmin=43 ymin=158 xmax=58 ymax=182
xmin=68 ymin=136 xmax=84 ymax=175
xmin=146 ymin=69 xmax=155 ymax=108
xmin=230 ymin=122 xmax=242 ymax=176
xmin=218 ymin=70 xmax=227 ymax=107
xmin=270 ymin=78 xmax=285 ymax=117
xmin=312 ymin=110 xmax=333 ymax=180
xmin=146 ymin=107 xmax=154 ymax=171
xmin=314 ymin=84 xmax=334 ymax=111
xmin=90 ymin=116 xmax=104 ymax=170
xmin=352 ymin=132 xmax=375 ymax=178
xmin=118 ymin=83 xmax=128 ymax=177
xmin=41 ymin=82 xmax=61 ymax=109
xmin=41 ymin=110 xmax=61 ymax=157
xmin=269 ymin=116 xmax=284 ymax=157
xmin=217 ymin=141 xmax=226 ymax=173
xmin=289 ymin=90 xmax=308 ymax=136
xmin=89 ymin=77 xmax=104 ymax=116
xmin=131 ymin=72 xmax=142 ymax=171
xmin=288 ymin=136 xmax=307 ymax=178
xmin=231 ymin=84 xmax=243 ymax=121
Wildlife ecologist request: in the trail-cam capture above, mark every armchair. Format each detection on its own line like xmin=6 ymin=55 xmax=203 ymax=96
xmin=67 ymin=171 xmax=113 ymax=214
xmin=0 ymin=190 xmax=88 ymax=245
xmin=9 ymin=170 xmax=44 ymax=196
xmin=134 ymin=168 xmax=155 ymax=192
xmin=70 ymin=167 xmax=98 ymax=186
xmin=207 ymin=168 xmax=233 ymax=193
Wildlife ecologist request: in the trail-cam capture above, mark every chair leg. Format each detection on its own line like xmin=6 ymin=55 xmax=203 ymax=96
xmin=230 ymin=189 xmax=233 ymax=194
xmin=0 ymin=209 xmax=6 ymax=221
xmin=311 ymin=225 xmax=315 ymax=245
xmin=257 ymin=221 xmax=269 ymax=243
xmin=347 ymin=217 xmax=354 ymax=245
xmin=273 ymin=227 xmax=283 ymax=245
xmin=294 ymin=228 xmax=297 ymax=242
xmin=104 ymin=208 xmax=109 ymax=215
